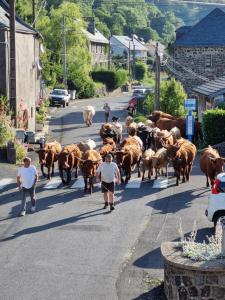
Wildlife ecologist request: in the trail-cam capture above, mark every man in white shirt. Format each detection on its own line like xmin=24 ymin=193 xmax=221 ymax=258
xmin=96 ymin=153 xmax=120 ymax=211
xmin=17 ymin=157 xmax=38 ymax=216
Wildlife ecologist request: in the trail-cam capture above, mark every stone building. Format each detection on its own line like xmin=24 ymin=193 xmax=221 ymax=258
xmin=0 ymin=0 xmax=41 ymax=131
xmin=85 ymin=20 xmax=109 ymax=67
xmin=170 ymin=8 xmax=225 ymax=94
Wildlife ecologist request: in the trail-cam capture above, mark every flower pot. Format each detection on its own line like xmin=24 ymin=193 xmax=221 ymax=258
xmin=0 ymin=146 xmax=7 ymax=162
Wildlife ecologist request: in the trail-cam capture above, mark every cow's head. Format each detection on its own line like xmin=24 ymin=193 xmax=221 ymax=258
xmin=36 ymin=149 xmax=49 ymax=165
xmin=210 ymin=157 xmax=225 ymax=174
xmin=59 ymin=152 xmax=70 ymax=169
xmin=163 ymin=144 xmax=180 ymax=160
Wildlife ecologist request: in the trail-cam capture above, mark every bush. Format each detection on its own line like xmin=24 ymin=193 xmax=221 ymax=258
xmin=15 ymin=142 xmax=27 ymax=163
xmin=160 ymin=78 xmax=187 ymax=117
xmin=202 ymin=109 xmax=225 ymax=145
xmin=134 ymin=114 xmax=147 ymax=123
xmin=0 ymin=95 xmax=9 ymax=114
xmin=134 ymin=61 xmax=147 ymax=81
xmin=0 ymin=113 xmax=14 ymax=146
xmin=143 ymin=93 xmax=155 ymax=114
xmin=92 ymin=69 xmax=127 ymax=91
xmin=218 ymin=102 xmax=225 ymax=110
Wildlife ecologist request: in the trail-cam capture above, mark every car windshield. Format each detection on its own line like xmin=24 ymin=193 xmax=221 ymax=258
xmin=133 ymin=89 xmax=144 ymax=94
xmin=52 ymin=90 xmax=66 ymax=95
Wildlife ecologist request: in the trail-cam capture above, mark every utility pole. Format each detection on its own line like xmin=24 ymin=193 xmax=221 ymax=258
xmin=32 ymin=0 xmax=36 ymax=28
xmin=9 ymin=0 xmax=17 ymax=126
xmin=62 ymin=16 xmax=67 ymax=88
xmin=108 ymin=36 xmax=111 ymax=70
xmin=154 ymin=42 xmax=160 ymax=110
xmin=133 ymin=43 xmax=136 ymax=80
xmin=128 ymin=40 xmax=131 ymax=77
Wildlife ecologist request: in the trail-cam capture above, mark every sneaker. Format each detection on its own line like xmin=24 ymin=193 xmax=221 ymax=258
xmin=103 ymin=203 xmax=108 ymax=209
xmin=20 ymin=210 xmax=26 ymax=217
xmin=30 ymin=206 xmax=36 ymax=213
xmin=110 ymin=204 xmax=115 ymax=211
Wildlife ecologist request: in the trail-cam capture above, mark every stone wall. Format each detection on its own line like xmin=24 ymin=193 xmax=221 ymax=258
xmin=172 ymin=47 xmax=225 ymax=94
xmin=161 ymin=242 xmax=225 ymax=300
xmin=90 ymin=42 xmax=108 ymax=67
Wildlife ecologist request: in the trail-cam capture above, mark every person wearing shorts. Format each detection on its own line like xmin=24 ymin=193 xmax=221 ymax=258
xmin=103 ymin=103 xmax=111 ymax=123
xmin=96 ymin=153 xmax=120 ymax=211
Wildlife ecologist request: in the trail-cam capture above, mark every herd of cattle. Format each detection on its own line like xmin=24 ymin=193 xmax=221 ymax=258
xmin=35 ymin=110 xmax=225 ymax=193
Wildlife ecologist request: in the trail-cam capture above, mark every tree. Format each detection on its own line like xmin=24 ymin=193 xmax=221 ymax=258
xmin=134 ymin=61 xmax=147 ymax=81
xmin=160 ymin=78 xmax=186 ymax=117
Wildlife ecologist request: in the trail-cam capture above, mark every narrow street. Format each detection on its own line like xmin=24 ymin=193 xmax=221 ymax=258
xmin=0 ymin=95 xmax=213 ymax=300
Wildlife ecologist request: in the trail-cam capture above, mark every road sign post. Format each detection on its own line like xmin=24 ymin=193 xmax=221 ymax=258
xmin=185 ymin=98 xmax=196 ymax=142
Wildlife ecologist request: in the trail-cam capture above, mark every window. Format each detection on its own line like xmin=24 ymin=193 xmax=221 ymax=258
xmin=101 ymin=45 xmax=103 ymax=53
xmin=205 ymin=54 xmax=212 ymax=68
xmin=96 ymin=44 xmax=98 ymax=53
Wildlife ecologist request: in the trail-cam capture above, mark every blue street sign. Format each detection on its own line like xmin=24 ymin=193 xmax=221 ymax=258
xmin=184 ymin=98 xmax=197 ymax=111
xmin=186 ymin=110 xmax=195 ymax=141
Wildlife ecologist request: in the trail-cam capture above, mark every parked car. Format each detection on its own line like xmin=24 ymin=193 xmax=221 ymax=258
xmin=205 ymin=172 xmax=225 ymax=227
xmin=49 ymin=89 xmax=70 ymax=108
xmin=132 ymin=88 xmax=146 ymax=97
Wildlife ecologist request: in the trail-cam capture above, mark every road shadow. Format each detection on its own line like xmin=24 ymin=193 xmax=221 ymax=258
xmin=132 ymin=283 xmax=166 ymax=300
xmin=0 ymin=207 xmax=110 ymax=242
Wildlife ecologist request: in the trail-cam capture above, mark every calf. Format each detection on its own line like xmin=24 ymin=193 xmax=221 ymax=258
xmin=154 ymin=130 xmax=174 ymax=151
xmin=83 ymin=106 xmax=95 ymax=126
xmin=99 ymin=143 xmax=116 ymax=160
xmin=80 ymin=150 xmax=102 ymax=193
xmin=137 ymin=125 xmax=154 ymax=150
xmin=58 ymin=144 xmax=81 ymax=185
xmin=36 ymin=141 xmax=62 ymax=179
xmin=77 ymin=139 xmax=96 ymax=153
xmin=116 ymin=145 xmax=142 ymax=183
xmin=200 ymin=146 xmax=225 ymax=188
xmin=152 ymin=148 xmax=169 ymax=179
xmin=164 ymin=140 xmax=196 ymax=186
xmin=141 ymin=149 xmax=155 ymax=181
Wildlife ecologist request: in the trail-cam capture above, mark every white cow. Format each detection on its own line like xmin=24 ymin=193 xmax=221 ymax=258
xmin=83 ymin=106 xmax=95 ymax=126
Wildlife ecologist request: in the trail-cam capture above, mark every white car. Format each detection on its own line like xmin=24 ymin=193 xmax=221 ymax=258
xmin=49 ymin=89 xmax=70 ymax=108
xmin=206 ymin=172 xmax=225 ymax=227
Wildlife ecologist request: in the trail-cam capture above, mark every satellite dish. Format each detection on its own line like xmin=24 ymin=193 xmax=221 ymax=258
xmin=40 ymin=44 xmax=45 ymax=54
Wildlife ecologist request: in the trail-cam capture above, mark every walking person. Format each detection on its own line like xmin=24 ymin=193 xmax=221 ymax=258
xmin=17 ymin=157 xmax=38 ymax=216
xmin=96 ymin=153 xmax=120 ymax=211
xmin=103 ymin=103 xmax=111 ymax=123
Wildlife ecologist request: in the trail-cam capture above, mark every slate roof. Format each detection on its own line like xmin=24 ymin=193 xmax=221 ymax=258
xmin=0 ymin=0 xmax=37 ymax=34
xmin=85 ymin=28 xmax=109 ymax=44
xmin=172 ymin=8 xmax=225 ymax=47
xmin=193 ymin=76 xmax=225 ymax=98
xmin=111 ymin=35 xmax=148 ymax=51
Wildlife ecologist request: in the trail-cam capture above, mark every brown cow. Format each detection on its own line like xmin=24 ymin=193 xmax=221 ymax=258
xmin=36 ymin=141 xmax=62 ymax=179
xmin=58 ymin=144 xmax=81 ymax=185
xmin=148 ymin=111 xmax=176 ymax=123
xmin=99 ymin=143 xmax=116 ymax=160
xmin=152 ymin=148 xmax=169 ymax=179
xmin=156 ymin=118 xmax=186 ymax=137
xmin=154 ymin=130 xmax=174 ymax=151
xmin=116 ymin=144 xmax=142 ymax=183
xmin=164 ymin=139 xmax=196 ymax=186
xmin=141 ymin=149 xmax=155 ymax=181
xmin=200 ymin=146 xmax=225 ymax=188
xmin=80 ymin=150 xmax=102 ymax=193
xmin=120 ymin=136 xmax=141 ymax=149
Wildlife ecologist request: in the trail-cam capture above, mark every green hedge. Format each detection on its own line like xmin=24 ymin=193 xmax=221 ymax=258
xmin=202 ymin=109 xmax=225 ymax=145
xmin=91 ymin=69 xmax=127 ymax=91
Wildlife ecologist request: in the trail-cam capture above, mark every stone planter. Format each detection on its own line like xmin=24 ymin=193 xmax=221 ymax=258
xmin=161 ymin=242 xmax=225 ymax=300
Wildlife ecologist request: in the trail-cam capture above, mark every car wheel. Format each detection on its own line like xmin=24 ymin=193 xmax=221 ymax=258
xmin=66 ymin=102 xmax=69 ymax=107
xmin=213 ymin=211 xmax=225 ymax=227
xmin=63 ymin=102 xmax=66 ymax=108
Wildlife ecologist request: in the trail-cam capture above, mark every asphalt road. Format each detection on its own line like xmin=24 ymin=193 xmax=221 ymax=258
xmin=0 ymin=95 xmax=213 ymax=300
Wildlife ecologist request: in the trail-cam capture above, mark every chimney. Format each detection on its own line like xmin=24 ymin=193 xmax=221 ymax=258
xmin=88 ymin=18 xmax=96 ymax=35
